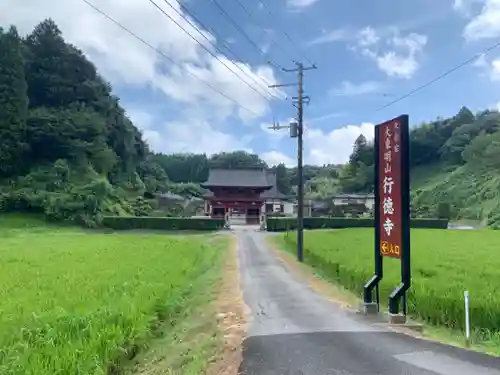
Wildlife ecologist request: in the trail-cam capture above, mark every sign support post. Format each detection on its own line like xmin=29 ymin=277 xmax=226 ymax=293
xmin=363 ymin=114 xmax=411 ymax=320
xmin=362 ymin=123 xmax=383 ymax=314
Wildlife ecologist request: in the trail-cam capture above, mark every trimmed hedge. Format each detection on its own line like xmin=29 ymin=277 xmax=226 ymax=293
xmin=102 ymin=216 xmax=225 ymax=231
xmin=266 ymin=217 xmax=449 ymax=232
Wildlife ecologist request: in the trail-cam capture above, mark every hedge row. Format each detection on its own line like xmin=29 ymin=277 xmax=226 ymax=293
xmin=266 ymin=217 xmax=449 ymax=231
xmin=102 ymin=216 xmax=225 ymax=231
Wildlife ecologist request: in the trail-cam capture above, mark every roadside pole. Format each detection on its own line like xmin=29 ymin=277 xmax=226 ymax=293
xmin=268 ymin=62 xmax=317 ymax=262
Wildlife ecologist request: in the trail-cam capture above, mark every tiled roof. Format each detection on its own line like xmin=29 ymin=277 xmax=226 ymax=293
xmin=201 ymin=168 xmax=272 ymax=188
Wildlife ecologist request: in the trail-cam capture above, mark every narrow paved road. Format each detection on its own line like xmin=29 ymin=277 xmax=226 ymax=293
xmin=235 ymin=228 xmax=500 ymax=375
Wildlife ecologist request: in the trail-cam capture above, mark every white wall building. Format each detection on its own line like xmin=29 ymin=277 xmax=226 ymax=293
xmin=332 ymin=193 xmax=375 ymax=210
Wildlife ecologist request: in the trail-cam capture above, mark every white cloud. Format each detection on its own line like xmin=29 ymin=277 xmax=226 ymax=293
xmin=357 ymin=29 xmax=427 ymax=79
xmin=304 ymin=123 xmax=375 ymax=165
xmin=261 ymin=151 xmax=295 ymax=167
xmin=1 ymin=0 xmax=283 ymax=154
xmin=287 ymin=0 xmax=319 ymax=10
xmin=468 ymin=53 xmax=500 ymax=80
xmin=463 ymin=0 xmax=500 ymax=41
xmin=489 ymin=100 xmax=500 ymax=111
xmin=126 ymin=109 xmax=165 ymax=151
xmin=473 ymin=52 xmax=488 ymax=67
xmin=308 ymin=112 xmax=344 ymax=124
xmin=330 ymin=80 xmax=383 ymax=96
xmin=357 ymin=26 xmax=379 ymax=47
xmin=489 ymin=57 xmax=500 ymax=80
xmin=310 ymin=25 xmax=426 ymax=79
xmin=453 ymin=0 xmax=481 ymax=15
xmin=162 ymin=118 xmax=254 ymax=155
xmin=308 ymin=29 xmax=351 ymax=45
xmin=261 ymin=122 xmax=376 ymax=166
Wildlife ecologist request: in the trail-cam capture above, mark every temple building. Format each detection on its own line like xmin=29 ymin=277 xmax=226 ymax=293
xmin=201 ymin=168 xmax=291 ymax=224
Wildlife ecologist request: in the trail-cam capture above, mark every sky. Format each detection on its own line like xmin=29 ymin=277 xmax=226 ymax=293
xmin=3 ymin=0 xmax=500 ymax=166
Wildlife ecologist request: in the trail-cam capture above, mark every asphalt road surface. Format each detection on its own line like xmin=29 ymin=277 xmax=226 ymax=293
xmin=234 ymin=227 xmax=500 ymax=375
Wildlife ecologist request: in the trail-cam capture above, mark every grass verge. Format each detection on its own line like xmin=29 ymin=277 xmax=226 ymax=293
xmin=0 ymin=216 xmax=231 ymax=375
xmin=270 ymin=229 xmax=500 ymax=355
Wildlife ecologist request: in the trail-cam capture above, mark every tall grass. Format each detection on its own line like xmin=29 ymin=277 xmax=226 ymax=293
xmin=278 ymin=229 xmax=500 ymax=340
xmin=0 ymin=225 xmax=225 ymax=374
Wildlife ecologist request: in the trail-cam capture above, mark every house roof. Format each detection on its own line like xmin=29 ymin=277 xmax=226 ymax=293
xmin=260 ymin=171 xmax=287 ymax=199
xmin=334 ymin=193 xmax=375 ymax=199
xmin=200 ymin=168 xmax=272 ymax=188
xmin=157 ymin=192 xmax=185 ymax=201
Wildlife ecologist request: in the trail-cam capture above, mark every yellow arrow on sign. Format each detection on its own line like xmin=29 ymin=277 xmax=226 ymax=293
xmin=381 ymin=241 xmax=388 ymax=254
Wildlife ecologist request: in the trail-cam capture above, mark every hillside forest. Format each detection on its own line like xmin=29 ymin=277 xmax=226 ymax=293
xmin=1 ymin=19 xmax=500 ymax=226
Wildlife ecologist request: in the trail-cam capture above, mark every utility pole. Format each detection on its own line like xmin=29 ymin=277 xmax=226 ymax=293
xmin=268 ymin=61 xmax=317 ymax=262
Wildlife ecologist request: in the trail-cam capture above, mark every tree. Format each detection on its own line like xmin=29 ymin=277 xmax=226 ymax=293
xmin=274 ymin=163 xmax=290 ymax=195
xmin=24 ymin=19 xmax=99 ymax=109
xmin=209 ymin=151 xmax=267 ymax=169
xmin=349 ymin=134 xmax=372 ymax=168
xmin=440 ymin=123 xmax=478 ymax=164
xmin=436 ymin=202 xmax=451 ymax=220
xmin=0 ymin=26 xmax=29 ymax=177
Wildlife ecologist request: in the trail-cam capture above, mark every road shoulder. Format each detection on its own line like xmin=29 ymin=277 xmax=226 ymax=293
xmin=265 ymin=235 xmax=500 ymax=357
xmin=205 ymin=234 xmax=249 ymax=375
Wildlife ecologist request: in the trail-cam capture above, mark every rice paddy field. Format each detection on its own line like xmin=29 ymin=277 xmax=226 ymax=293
xmin=275 ymin=228 xmax=500 ymax=344
xmin=0 ymin=215 xmax=228 ymax=375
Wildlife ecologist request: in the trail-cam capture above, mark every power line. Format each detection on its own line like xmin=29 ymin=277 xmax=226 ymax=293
xmin=167 ymin=0 xmax=282 ymax=99
xmin=232 ymin=0 xmax=297 ymax=63
xmin=207 ymin=0 xmax=268 ymax=60
xmin=375 ymin=40 xmax=500 ymax=112
xmin=82 ymin=0 xmax=261 ymax=117
xmin=157 ymin=0 xmax=282 ymax=100
xmin=148 ymin=0 xmax=272 ymax=102
xmin=258 ymin=0 xmax=315 ymax=66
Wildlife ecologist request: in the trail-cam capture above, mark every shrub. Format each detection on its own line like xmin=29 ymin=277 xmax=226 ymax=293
xmin=266 ymin=216 xmax=449 ymax=232
xmin=102 ymin=216 xmax=225 ymax=231
xmin=436 ymin=202 xmax=452 ymax=220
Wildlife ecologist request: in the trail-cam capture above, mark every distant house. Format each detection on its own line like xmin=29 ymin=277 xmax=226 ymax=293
xmin=332 ymin=193 xmax=375 ymax=210
xmin=260 ymin=170 xmax=294 ymax=215
xmin=156 ymin=192 xmax=185 ymax=206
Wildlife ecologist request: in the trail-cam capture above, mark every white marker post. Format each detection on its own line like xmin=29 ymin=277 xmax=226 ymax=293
xmin=464 ymin=290 xmax=470 ymax=346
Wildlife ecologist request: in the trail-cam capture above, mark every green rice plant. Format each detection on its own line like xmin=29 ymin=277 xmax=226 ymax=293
xmin=277 ymin=229 xmax=500 ymax=336
xmin=0 ymin=228 xmax=225 ymax=375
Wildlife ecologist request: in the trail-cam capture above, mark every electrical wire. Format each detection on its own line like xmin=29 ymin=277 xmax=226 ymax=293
xmin=375 ymin=40 xmax=500 ymax=112
xmin=232 ymin=0 xmax=297 ymax=63
xmin=258 ymin=0 xmax=315 ymax=66
xmin=158 ymin=0 xmax=283 ymax=100
xmin=148 ymin=0 xmax=273 ymax=102
xmin=82 ymin=0 xmax=261 ymax=117
xmin=169 ymin=0 xmax=284 ymax=98
xmin=207 ymin=0 xmax=268 ymax=59
xmin=206 ymin=0 xmax=297 ymax=100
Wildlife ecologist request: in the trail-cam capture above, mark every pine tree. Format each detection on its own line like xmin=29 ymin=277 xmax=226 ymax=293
xmin=348 ymin=134 xmax=372 ymax=168
xmin=0 ymin=26 xmax=29 ymax=177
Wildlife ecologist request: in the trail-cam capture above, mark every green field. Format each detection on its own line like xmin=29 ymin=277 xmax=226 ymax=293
xmin=275 ymin=228 xmax=500 ymax=344
xmin=0 ymin=216 xmax=228 ymax=375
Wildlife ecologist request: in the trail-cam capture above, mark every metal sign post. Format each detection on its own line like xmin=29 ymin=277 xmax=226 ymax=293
xmin=363 ymin=115 xmax=411 ymax=320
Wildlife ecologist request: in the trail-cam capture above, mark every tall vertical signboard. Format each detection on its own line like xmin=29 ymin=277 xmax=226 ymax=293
xmin=363 ymin=114 xmax=411 ymax=317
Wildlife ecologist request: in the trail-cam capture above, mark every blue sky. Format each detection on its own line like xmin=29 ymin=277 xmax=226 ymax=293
xmin=5 ymin=0 xmax=500 ymax=165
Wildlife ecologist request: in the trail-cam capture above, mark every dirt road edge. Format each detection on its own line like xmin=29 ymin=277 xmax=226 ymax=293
xmin=206 ymin=234 xmax=249 ymax=375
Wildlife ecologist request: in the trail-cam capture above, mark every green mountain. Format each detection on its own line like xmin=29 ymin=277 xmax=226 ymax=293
xmin=0 ymin=19 xmax=170 ymax=226
xmin=340 ymin=106 xmax=500 ymax=226
xmin=0 ymin=18 xmax=335 ymax=226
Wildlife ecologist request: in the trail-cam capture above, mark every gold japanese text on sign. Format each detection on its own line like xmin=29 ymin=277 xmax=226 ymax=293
xmin=378 ymin=119 xmax=402 ymax=259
